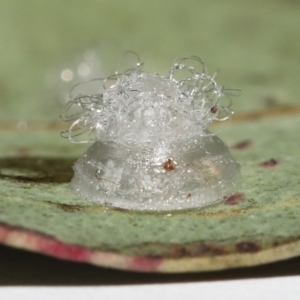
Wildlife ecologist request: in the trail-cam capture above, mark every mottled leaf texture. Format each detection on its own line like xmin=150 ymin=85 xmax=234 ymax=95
xmin=0 ymin=111 xmax=300 ymax=272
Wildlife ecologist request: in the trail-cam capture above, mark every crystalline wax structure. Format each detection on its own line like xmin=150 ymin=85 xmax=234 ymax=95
xmin=62 ymin=56 xmax=240 ymax=210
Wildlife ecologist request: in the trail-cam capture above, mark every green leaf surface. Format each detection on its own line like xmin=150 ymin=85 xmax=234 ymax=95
xmin=0 ymin=0 xmax=300 ymax=272
xmin=0 ymin=113 xmax=300 ymax=269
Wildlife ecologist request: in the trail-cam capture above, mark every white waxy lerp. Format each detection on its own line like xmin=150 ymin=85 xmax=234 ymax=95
xmin=61 ymin=55 xmax=240 ymax=211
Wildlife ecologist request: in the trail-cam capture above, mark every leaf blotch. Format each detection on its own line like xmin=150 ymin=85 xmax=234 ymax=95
xmin=55 ymin=203 xmax=83 ymax=212
xmin=231 ymin=140 xmax=252 ymax=150
xmin=235 ymin=241 xmax=260 ymax=253
xmin=171 ymin=243 xmax=226 ymax=257
xmin=259 ymin=158 xmax=279 ymax=168
xmin=224 ymin=193 xmax=244 ymax=205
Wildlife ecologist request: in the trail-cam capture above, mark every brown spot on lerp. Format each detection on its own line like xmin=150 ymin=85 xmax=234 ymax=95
xmin=163 ymin=159 xmax=175 ymax=171
xmin=210 ymin=106 xmax=218 ymax=114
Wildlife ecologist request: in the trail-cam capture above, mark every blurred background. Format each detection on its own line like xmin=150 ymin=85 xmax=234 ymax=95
xmin=0 ymin=0 xmax=299 ymax=122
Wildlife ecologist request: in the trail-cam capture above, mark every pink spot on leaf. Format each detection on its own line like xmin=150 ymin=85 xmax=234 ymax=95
xmin=224 ymin=193 xmax=244 ymax=205
xmin=231 ymin=140 xmax=252 ymax=150
xmin=0 ymin=223 xmax=92 ymax=262
xmin=0 ymin=223 xmax=162 ymax=272
xmin=27 ymin=233 xmax=92 ymax=261
xmin=259 ymin=158 xmax=278 ymax=167
xmin=0 ymin=225 xmax=13 ymax=242
xmin=129 ymin=256 xmax=163 ymax=272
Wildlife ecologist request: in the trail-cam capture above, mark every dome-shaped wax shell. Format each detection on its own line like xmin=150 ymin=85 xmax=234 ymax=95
xmin=70 ymin=133 xmax=240 ymax=211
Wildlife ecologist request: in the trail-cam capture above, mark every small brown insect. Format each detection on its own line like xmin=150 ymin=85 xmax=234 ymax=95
xmin=163 ymin=159 xmax=175 ymax=171
xmin=187 ymin=193 xmax=192 ymax=198
xmin=210 ymin=106 xmax=218 ymax=114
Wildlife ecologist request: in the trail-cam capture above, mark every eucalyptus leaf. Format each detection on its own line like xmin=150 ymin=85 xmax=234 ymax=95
xmin=0 ymin=112 xmax=299 ymax=272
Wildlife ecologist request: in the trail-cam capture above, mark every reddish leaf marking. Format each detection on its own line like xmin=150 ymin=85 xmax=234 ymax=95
xmin=231 ymin=140 xmax=252 ymax=150
xmin=28 ymin=234 xmax=92 ymax=261
xmin=129 ymin=256 xmax=163 ymax=272
xmin=224 ymin=193 xmax=244 ymax=205
xmin=236 ymin=241 xmax=260 ymax=253
xmin=259 ymin=158 xmax=278 ymax=167
xmin=0 ymin=225 xmax=13 ymax=241
xmin=0 ymin=223 xmax=91 ymax=262
xmin=0 ymin=223 xmax=162 ymax=272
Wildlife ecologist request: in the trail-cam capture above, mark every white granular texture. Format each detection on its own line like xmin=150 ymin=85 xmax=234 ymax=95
xmin=62 ymin=56 xmax=240 ymax=211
